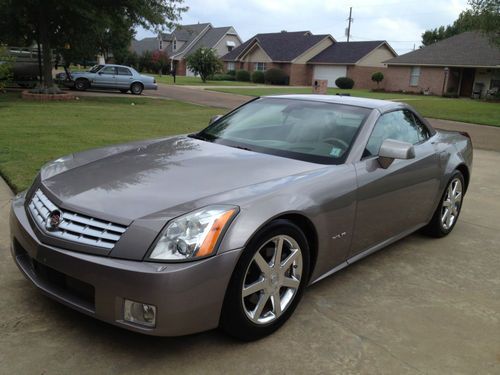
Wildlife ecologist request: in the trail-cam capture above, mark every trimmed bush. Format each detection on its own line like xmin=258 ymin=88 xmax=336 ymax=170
xmin=236 ymin=69 xmax=251 ymax=82
xmin=251 ymin=70 xmax=265 ymax=83
xmin=227 ymin=70 xmax=236 ymax=77
xmin=264 ymin=68 xmax=289 ymax=85
xmin=335 ymin=77 xmax=354 ymax=89
xmin=371 ymin=72 xmax=384 ymax=87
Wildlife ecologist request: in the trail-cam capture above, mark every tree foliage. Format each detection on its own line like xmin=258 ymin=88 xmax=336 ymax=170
xmin=421 ymin=1 xmax=499 ymax=46
xmin=469 ymin=0 xmax=500 ymax=46
xmin=0 ymin=0 xmax=187 ymax=91
xmin=186 ymin=48 xmax=223 ymax=82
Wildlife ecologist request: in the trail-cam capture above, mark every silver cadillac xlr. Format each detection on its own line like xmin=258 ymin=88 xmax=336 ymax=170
xmin=10 ymin=95 xmax=472 ymax=340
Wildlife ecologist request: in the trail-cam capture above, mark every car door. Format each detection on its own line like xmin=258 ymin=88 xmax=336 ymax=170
xmin=93 ymin=66 xmax=117 ymax=88
xmin=116 ymin=67 xmax=134 ymax=89
xmin=349 ymin=109 xmax=441 ymax=258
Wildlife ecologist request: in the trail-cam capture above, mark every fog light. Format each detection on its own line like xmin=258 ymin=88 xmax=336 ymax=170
xmin=124 ymin=299 xmax=156 ymax=327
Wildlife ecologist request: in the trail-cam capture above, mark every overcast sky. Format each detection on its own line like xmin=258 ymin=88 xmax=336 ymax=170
xmin=135 ymin=0 xmax=469 ymax=55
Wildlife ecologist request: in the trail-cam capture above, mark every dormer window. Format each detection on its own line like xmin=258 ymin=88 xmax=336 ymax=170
xmin=173 ymin=38 xmax=177 ymax=51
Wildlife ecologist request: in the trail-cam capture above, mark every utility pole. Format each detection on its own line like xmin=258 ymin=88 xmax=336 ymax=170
xmin=346 ymin=7 xmax=353 ymax=42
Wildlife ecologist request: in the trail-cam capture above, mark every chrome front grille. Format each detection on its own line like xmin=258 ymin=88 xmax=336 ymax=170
xmin=28 ymin=189 xmax=127 ymax=250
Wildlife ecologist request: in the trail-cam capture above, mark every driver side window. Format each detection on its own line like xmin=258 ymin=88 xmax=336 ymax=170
xmin=364 ymin=109 xmax=430 ymax=157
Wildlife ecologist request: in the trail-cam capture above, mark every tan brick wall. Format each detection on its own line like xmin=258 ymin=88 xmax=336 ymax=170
xmin=347 ymin=66 xmax=388 ymax=89
xmin=176 ymin=59 xmax=187 ymax=76
xmin=384 ymin=66 xmax=447 ymax=95
xmin=289 ymin=64 xmax=313 ymax=86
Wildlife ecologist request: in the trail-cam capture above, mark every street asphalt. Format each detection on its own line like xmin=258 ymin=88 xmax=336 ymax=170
xmin=0 ymin=86 xmax=499 ymax=374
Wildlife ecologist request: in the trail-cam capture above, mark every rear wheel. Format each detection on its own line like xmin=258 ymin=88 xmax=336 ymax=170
xmin=424 ymin=171 xmax=464 ymax=237
xmin=130 ymin=82 xmax=143 ymax=95
xmin=220 ymin=220 xmax=310 ymax=341
xmin=74 ymin=79 xmax=89 ymax=91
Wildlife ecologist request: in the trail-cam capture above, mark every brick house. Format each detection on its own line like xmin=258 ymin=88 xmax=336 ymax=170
xmin=384 ymin=32 xmax=500 ymax=97
xmin=131 ymin=23 xmax=242 ymax=76
xmin=221 ymin=31 xmax=397 ymax=87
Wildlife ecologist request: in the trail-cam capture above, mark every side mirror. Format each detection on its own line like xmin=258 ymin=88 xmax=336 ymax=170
xmin=378 ymin=139 xmax=415 ymax=169
xmin=209 ymin=115 xmax=223 ymax=125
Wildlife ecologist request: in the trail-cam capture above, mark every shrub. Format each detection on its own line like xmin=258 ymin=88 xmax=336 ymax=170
xmin=227 ymin=70 xmax=236 ymax=77
xmin=335 ymin=77 xmax=354 ymax=89
xmin=251 ymin=70 xmax=265 ymax=83
xmin=0 ymin=45 xmax=13 ymax=91
xmin=264 ymin=68 xmax=289 ymax=85
xmin=371 ymin=72 xmax=384 ymax=87
xmin=236 ymin=69 xmax=251 ymax=82
xmin=210 ymin=74 xmax=235 ymax=81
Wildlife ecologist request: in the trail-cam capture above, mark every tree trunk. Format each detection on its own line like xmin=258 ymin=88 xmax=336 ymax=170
xmin=38 ymin=5 xmax=56 ymax=91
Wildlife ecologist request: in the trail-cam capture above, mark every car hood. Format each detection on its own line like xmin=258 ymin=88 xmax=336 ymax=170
xmin=40 ymin=136 xmax=321 ymax=223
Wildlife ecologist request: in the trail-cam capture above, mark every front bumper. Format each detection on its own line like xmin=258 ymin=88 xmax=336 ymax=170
xmin=9 ymin=197 xmax=242 ymax=336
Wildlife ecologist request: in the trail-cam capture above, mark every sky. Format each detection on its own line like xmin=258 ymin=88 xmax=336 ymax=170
xmin=135 ymin=0 xmax=470 ymax=55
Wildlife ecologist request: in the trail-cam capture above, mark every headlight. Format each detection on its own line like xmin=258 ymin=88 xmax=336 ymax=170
xmin=148 ymin=205 xmax=239 ymax=261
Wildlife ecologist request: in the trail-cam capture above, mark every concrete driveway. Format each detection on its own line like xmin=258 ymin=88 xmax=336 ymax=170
xmin=1 ymin=149 xmax=499 ymax=374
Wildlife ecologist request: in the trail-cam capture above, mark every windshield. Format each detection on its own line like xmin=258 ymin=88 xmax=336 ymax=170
xmin=89 ymin=65 xmax=104 ymax=73
xmin=195 ymin=98 xmax=371 ymax=164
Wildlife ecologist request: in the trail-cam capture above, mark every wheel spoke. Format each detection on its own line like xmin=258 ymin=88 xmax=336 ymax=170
xmin=252 ymin=292 xmax=269 ymax=320
xmin=282 ymin=276 xmax=300 ymax=289
xmin=243 ymin=278 xmax=266 ymax=297
xmin=273 ymin=237 xmax=284 ymax=269
xmin=271 ymin=292 xmax=282 ymax=317
xmin=446 ymin=211 xmax=454 ymax=228
xmin=253 ymin=252 xmax=271 ymax=274
xmin=441 ymin=208 xmax=449 ymax=226
xmin=281 ymin=249 xmax=299 ymax=271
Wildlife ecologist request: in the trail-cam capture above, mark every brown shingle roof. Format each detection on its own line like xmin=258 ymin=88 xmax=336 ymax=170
xmin=308 ymin=41 xmax=389 ymax=64
xmin=222 ymin=31 xmax=332 ymax=62
xmin=385 ymin=31 xmax=500 ymax=67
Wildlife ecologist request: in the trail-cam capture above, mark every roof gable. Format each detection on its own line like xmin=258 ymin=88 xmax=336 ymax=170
xmin=385 ymin=31 xmax=500 ymax=67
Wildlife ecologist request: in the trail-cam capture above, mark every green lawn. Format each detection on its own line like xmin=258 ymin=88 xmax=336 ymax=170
xmin=0 ymin=94 xmax=220 ymax=192
xmin=210 ymin=87 xmax=500 ymax=126
xmin=153 ymin=75 xmax=257 ymax=86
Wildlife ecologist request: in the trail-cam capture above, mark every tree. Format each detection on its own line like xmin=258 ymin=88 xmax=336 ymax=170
xmin=371 ymin=72 xmax=384 ymax=88
xmin=469 ymin=0 xmax=500 ymax=46
xmin=421 ymin=1 xmax=499 ymax=46
xmin=0 ymin=1 xmax=187 ymax=93
xmin=151 ymin=50 xmax=170 ymax=75
xmin=186 ymin=48 xmax=223 ymax=82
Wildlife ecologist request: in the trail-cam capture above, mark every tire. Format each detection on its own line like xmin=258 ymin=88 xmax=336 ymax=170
xmin=119 ymin=89 xmax=128 ymax=94
xmin=74 ymin=79 xmax=89 ymax=91
xmin=220 ymin=219 xmax=310 ymax=341
xmin=423 ymin=170 xmax=465 ymax=238
xmin=130 ymin=82 xmax=143 ymax=95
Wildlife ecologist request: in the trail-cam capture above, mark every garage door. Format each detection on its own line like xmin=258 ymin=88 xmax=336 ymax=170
xmin=313 ymin=65 xmax=347 ymax=88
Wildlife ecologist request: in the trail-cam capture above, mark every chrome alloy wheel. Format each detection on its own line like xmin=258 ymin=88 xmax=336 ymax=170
xmin=441 ymin=177 xmax=463 ymax=230
xmin=242 ymin=235 xmax=303 ymax=325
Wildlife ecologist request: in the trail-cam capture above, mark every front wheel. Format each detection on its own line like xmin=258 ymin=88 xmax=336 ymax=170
xmin=423 ymin=171 xmax=465 ymax=237
xmin=220 ymin=220 xmax=310 ymax=341
xmin=74 ymin=79 xmax=89 ymax=91
xmin=130 ymin=82 xmax=143 ymax=95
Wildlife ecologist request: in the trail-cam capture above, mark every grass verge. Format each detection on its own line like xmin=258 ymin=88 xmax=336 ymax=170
xmin=0 ymin=93 xmax=221 ymax=192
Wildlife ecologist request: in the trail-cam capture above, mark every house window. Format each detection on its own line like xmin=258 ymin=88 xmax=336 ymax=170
xmin=227 ymin=46 xmax=234 ymax=52
xmin=410 ymin=66 xmax=421 ymax=86
xmin=227 ymin=62 xmax=235 ymax=71
xmin=159 ymin=40 xmax=163 ymax=50
xmin=255 ymin=62 xmax=266 ymax=71
xmin=173 ymin=38 xmax=177 ymax=51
